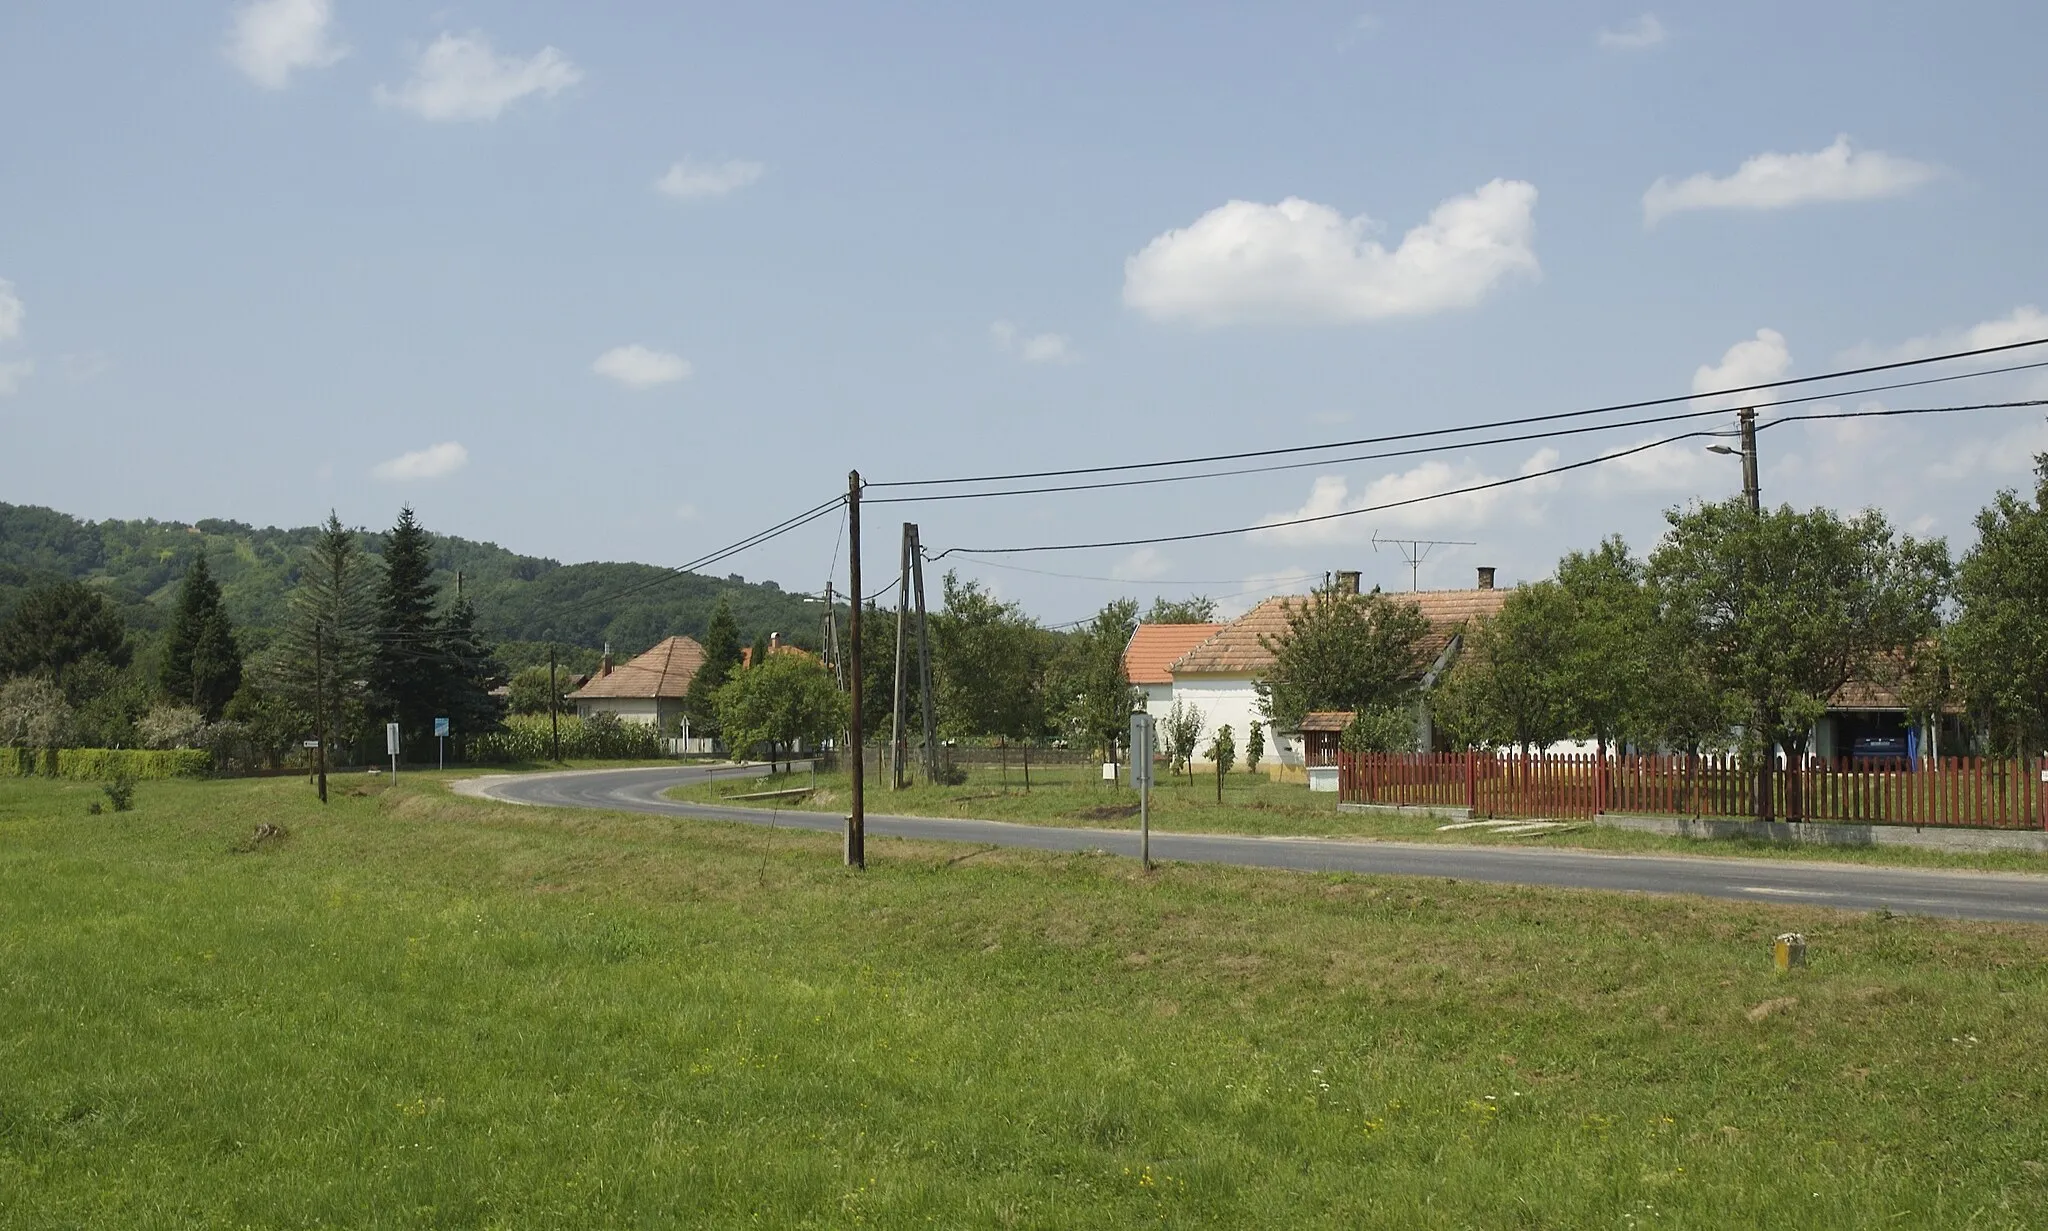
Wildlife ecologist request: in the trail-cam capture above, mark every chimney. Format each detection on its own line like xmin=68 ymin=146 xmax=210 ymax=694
xmin=601 ymin=642 xmax=613 ymax=676
xmin=1334 ymin=570 xmax=1361 ymax=596
xmin=1476 ymin=567 xmax=1496 ymax=591
xmin=770 ymin=632 xmax=781 ymax=651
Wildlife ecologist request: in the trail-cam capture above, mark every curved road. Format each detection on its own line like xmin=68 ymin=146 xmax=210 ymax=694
xmin=460 ymin=765 xmax=2048 ymax=925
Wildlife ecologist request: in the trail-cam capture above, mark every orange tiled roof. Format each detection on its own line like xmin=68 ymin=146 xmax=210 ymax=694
xmin=740 ymin=642 xmax=816 ymax=669
xmin=1122 ymin=623 xmax=1225 ymax=685
xmin=569 ymin=636 xmax=707 ymax=700
xmin=1170 ymin=589 xmax=1511 ymax=676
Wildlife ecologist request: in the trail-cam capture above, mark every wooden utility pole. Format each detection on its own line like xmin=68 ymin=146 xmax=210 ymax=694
xmin=846 ymin=472 xmax=866 ymax=868
xmin=1738 ymin=407 xmax=1772 ymax=823
xmin=548 ymin=640 xmax=562 ymax=764
xmin=314 ymin=623 xmax=328 ymax=804
xmin=891 ymin=523 xmax=913 ymax=789
xmin=911 ymin=524 xmax=937 ymax=782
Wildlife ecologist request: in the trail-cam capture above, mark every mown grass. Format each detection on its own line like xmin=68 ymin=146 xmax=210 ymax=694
xmin=672 ymin=764 xmax=2048 ymax=873
xmin=4 ymin=773 xmax=2048 ymax=1227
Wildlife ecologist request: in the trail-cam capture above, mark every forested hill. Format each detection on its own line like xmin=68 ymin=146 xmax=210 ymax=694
xmin=0 ymin=503 xmax=829 ymax=660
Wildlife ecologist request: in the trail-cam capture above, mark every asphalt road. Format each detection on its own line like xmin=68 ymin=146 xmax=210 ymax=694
xmin=460 ymin=764 xmax=2048 ymax=925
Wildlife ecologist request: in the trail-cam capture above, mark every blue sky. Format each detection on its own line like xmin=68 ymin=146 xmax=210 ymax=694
xmin=3 ymin=2 xmax=2045 ymax=623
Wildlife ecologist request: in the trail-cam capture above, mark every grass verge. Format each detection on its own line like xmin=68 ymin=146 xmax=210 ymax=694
xmin=668 ymin=765 xmax=2048 ymax=875
xmin=3 ymin=774 xmax=2048 ymax=1227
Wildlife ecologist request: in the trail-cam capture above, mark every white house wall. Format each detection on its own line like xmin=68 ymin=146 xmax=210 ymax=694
xmin=1166 ymin=675 xmax=1299 ymax=766
xmin=575 ymin=698 xmax=662 ymax=726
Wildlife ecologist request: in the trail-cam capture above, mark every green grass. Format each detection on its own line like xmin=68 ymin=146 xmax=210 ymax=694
xmin=670 ymin=764 xmax=2048 ymax=874
xmin=5 ymin=774 xmax=2048 ymax=1227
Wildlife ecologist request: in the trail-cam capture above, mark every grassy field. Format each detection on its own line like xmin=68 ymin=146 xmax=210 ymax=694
xmin=5 ymin=772 xmax=2048 ymax=1227
xmin=674 ymin=763 xmax=2048 ymax=874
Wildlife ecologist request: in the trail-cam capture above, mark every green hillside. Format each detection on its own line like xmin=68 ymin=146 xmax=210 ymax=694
xmin=0 ymin=503 xmax=831 ymax=661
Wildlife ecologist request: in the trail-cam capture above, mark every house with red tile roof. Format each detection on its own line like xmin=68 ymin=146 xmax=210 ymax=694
xmin=569 ymin=636 xmax=707 ymax=732
xmin=1122 ymin=622 xmax=1224 ymax=714
xmin=1160 ymin=570 xmax=1510 ymax=774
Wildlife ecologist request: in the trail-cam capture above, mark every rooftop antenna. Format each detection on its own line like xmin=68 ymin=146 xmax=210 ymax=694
xmin=1372 ymin=532 xmax=1476 ymax=591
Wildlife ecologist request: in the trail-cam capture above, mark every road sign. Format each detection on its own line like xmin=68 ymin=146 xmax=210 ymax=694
xmin=302 ymin=740 xmax=321 ymax=749
xmin=434 ymin=717 xmax=450 ymax=738
xmin=386 ymin=723 xmax=401 ymax=756
xmin=1128 ymin=712 xmax=1155 ymax=790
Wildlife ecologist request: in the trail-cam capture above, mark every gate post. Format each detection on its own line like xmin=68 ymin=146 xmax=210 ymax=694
xmin=1465 ymin=748 xmax=1478 ymax=814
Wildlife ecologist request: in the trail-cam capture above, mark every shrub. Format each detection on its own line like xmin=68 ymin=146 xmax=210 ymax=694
xmin=0 ymin=748 xmax=210 ymax=780
xmin=465 ymin=713 xmax=665 ymax=763
xmin=102 ymin=772 xmax=136 ymax=813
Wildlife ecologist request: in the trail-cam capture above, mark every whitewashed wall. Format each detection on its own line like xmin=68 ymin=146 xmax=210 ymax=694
xmin=1164 ymin=675 xmax=1298 ymax=766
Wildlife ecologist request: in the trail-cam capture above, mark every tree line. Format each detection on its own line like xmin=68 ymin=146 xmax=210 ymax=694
xmin=0 ymin=507 xmax=508 ymax=768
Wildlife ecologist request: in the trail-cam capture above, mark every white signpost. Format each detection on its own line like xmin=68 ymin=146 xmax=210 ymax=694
xmin=386 ymin=722 xmax=400 ymax=779
xmin=1129 ymin=709 xmax=1156 ymax=871
xmin=434 ymin=717 xmax=450 ymax=770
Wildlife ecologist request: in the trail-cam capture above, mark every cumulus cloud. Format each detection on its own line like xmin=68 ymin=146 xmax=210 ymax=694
xmin=990 ymin=320 xmax=1076 ymax=364
xmin=1597 ymin=14 xmax=1667 ymax=49
xmin=372 ymin=441 xmax=468 ymax=481
xmin=1123 ymin=179 xmax=1539 ymax=325
xmin=1111 ymin=547 xmax=1171 ymax=582
xmin=1929 ymin=416 xmax=2048 ymax=482
xmin=1643 ymin=136 xmax=1937 ymax=226
xmin=225 ymin=0 xmax=347 ymax=89
xmin=0 ymin=279 xmax=21 ymax=342
xmin=1692 ymin=328 xmax=1791 ymax=409
xmin=0 ymin=359 xmax=32 ymax=397
xmin=593 ymin=344 xmax=692 ymax=389
xmin=1849 ymin=305 xmax=2048 ymax=366
xmin=656 ymin=158 xmax=765 ymax=200
xmin=376 ymin=31 xmax=580 ymax=121
xmin=1257 ymin=449 xmax=1562 ymax=544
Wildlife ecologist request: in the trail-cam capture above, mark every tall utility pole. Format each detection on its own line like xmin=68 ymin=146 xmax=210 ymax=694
xmin=910 ymin=525 xmax=937 ymax=783
xmin=548 ymin=639 xmax=562 ymax=764
xmin=1739 ymin=407 xmax=1770 ymax=822
xmin=314 ymin=623 xmax=328 ymax=804
xmin=846 ymin=472 xmax=866 ymax=869
xmin=891 ymin=523 xmax=913 ymax=790
xmin=822 ymin=582 xmax=844 ymax=688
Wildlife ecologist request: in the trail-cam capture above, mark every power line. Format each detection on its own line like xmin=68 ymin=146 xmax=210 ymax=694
xmin=565 ymin=496 xmax=845 ymax=613
xmin=866 ymin=356 xmax=2048 ymax=505
xmin=927 ymin=399 xmax=2046 ymax=560
xmin=872 ymin=336 xmax=2048 ymax=491
xmin=942 ymin=554 xmax=1321 ymax=589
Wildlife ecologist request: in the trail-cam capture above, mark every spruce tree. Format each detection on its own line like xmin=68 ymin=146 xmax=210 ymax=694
xmin=371 ymin=507 xmax=443 ymax=754
xmin=266 ymin=513 xmax=377 ymax=757
xmin=749 ymin=632 xmax=772 ymax=673
xmin=161 ymin=553 xmax=242 ymax=719
xmin=684 ymin=598 xmax=743 ymax=734
xmin=437 ymin=595 xmax=507 ymax=742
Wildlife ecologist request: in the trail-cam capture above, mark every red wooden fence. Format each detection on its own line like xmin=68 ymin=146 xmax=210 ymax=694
xmin=1339 ymin=751 xmax=2048 ymax=830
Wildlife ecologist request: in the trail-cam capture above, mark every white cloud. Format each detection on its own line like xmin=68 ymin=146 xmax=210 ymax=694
xmin=1124 ymin=179 xmax=1539 ymax=325
xmin=1849 ymin=305 xmax=2048 ymax=366
xmin=1258 ymin=449 xmax=1562 ymax=544
xmin=1111 ymin=548 xmax=1171 ymax=582
xmin=990 ymin=321 xmax=1076 ymax=364
xmin=1692 ymin=328 xmax=1790 ymax=409
xmin=0 ymin=279 xmax=22 ymax=342
xmin=225 ymin=0 xmax=347 ymax=89
xmin=593 ymin=344 xmax=692 ymax=389
xmin=1929 ymin=416 xmax=2048 ymax=482
xmin=1591 ymin=437 xmax=1730 ymax=495
xmin=375 ymin=31 xmax=580 ymax=122
xmin=1597 ymin=14 xmax=1667 ymax=50
xmin=0 ymin=359 xmax=32 ymax=397
xmin=371 ymin=440 xmax=468 ymax=481
xmin=1643 ymin=136 xmax=1937 ymax=226
xmin=656 ymin=159 xmax=766 ymax=200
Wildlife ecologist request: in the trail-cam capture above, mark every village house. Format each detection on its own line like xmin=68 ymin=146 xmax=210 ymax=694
xmin=568 ymin=636 xmax=706 ymax=733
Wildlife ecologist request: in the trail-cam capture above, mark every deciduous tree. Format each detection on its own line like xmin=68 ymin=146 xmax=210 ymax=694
xmin=1255 ymin=585 xmax=1430 ymax=730
xmin=1145 ymin=595 xmax=1217 ymax=624
xmin=713 ymin=652 xmax=847 ymax=769
xmin=1950 ymin=455 xmax=2048 ymax=754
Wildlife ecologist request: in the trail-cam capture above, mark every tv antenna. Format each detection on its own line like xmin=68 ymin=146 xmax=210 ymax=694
xmin=1372 ymin=532 xmax=1475 ymax=591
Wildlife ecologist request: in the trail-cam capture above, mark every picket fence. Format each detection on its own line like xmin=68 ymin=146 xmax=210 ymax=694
xmin=1339 ymin=751 xmax=2048 ymax=830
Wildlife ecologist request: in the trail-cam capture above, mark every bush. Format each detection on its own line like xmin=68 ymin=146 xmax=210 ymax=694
xmin=102 ymin=772 xmax=136 ymax=812
xmin=0 ymin=748 xmax=211 ymax=780
xmin=465 ymin=713 xmax=665 ymax=764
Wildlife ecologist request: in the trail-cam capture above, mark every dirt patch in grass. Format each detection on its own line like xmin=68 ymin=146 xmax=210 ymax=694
xmin=1069 ymin=803 xmax=1140 ymax=820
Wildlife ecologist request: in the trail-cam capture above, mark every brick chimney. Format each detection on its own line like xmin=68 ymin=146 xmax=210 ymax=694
xmin=601 ymin=642 xmax=613 ymax=676
xmin=1476 ymin=567 xmax=1496 ymax=591
xmin=1334 ymin=570 xmax=1362 ymax=596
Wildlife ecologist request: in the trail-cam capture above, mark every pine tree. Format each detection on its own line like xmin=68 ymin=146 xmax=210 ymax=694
xmin=749 ymin=632 xmax=771 ymax=673
xmin=266 ymin=513 xmax=377 ymax=759
xmin=437 ymin=595 xmax=506 ymax=742
xmin=371 ymin=507 xmax=443 ymax=755
xmin=161 ymin=553 xmax=242 ymax=720
xmin=684 ymin=597 xmax=744 ymax=734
